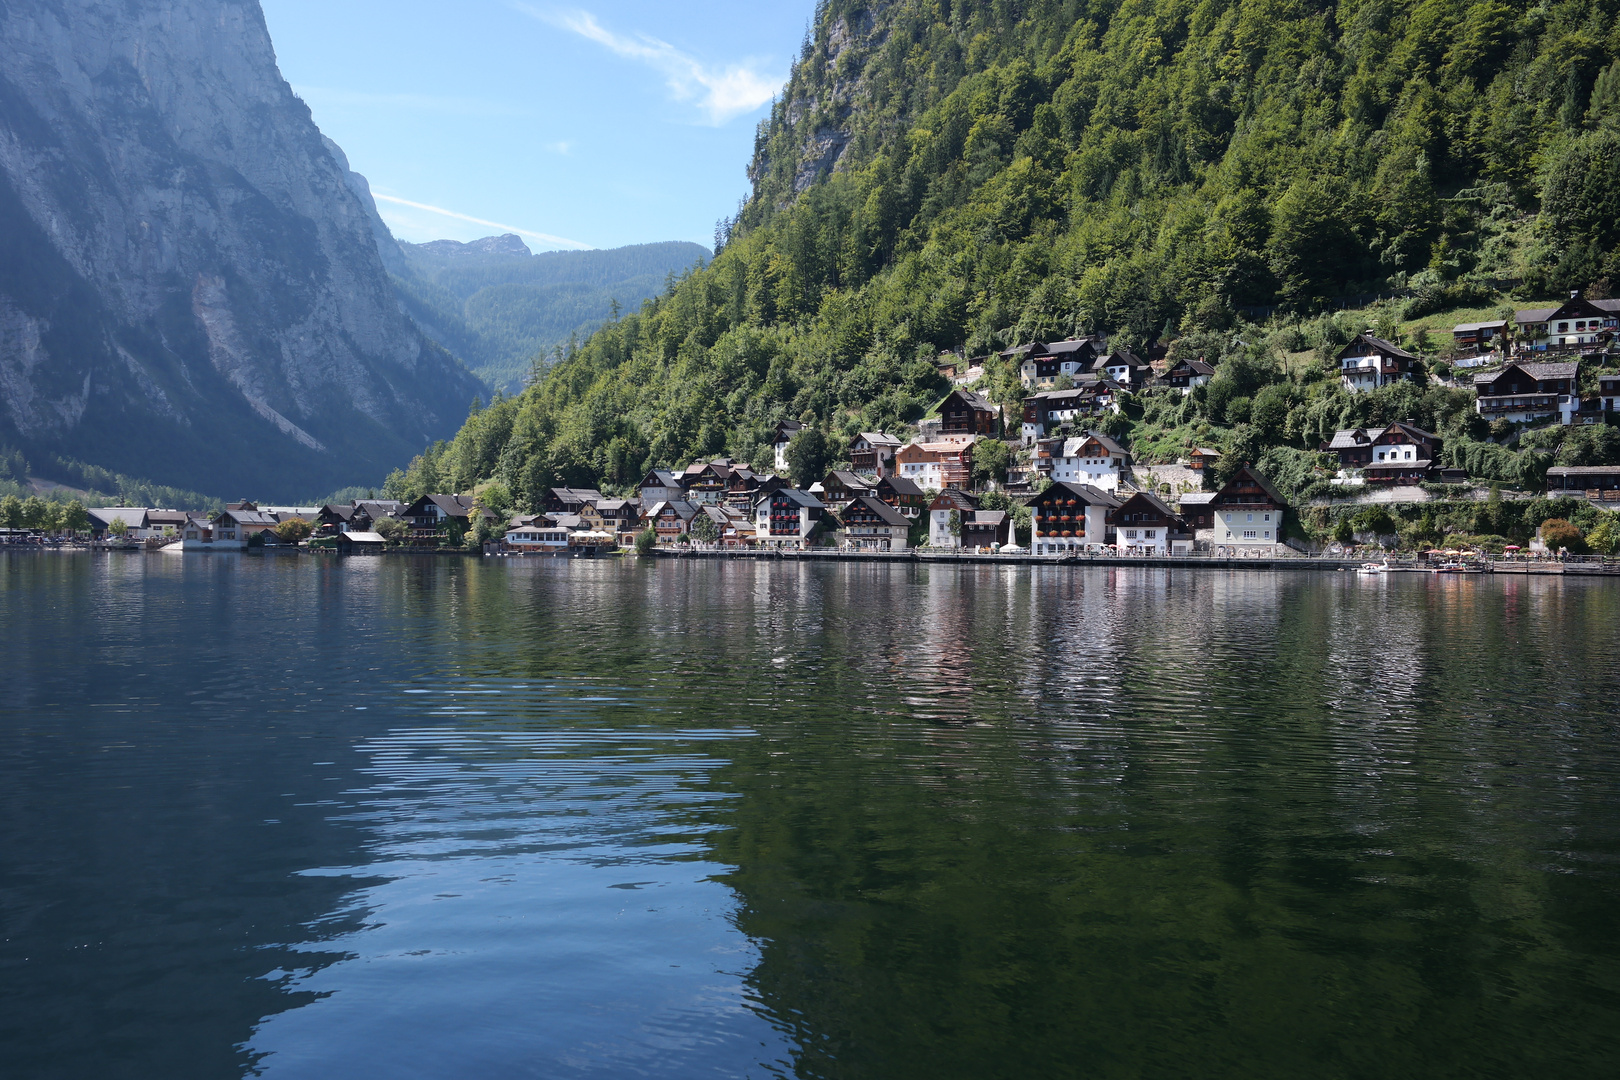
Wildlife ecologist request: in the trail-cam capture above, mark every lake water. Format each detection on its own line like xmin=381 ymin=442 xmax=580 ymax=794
xmin=2 ymin=552 xmax=1618 ymax=1079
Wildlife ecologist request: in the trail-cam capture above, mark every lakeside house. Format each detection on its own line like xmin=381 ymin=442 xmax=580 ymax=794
xmin=756 ymin=488 xmax=825 ymax=549
xmin=1322 ymin=421 xmax=1451 ymax=484
xmin=938 ymin=388 xmax=1000 ymax=436
xmin=1546 ymin=465 xmax=1620 ymax=500
xmin=1452 ymin=320 xmax=1506 ymax=358
xmin=770 ymin=420 xmax=804 ymax=472
xmin=402 ymin=494 xmax=490 ymax=540
xmin=928 ymin=488 xmax=978 ymax=549
xmin=1028 ymin=482 xmax=1121 ymax=554
xmin=1107 ymin=492 xmax=1192 ymax=555
xmin=836 ymin=495 xmax=911 ymax=551
xmin=960 ymin=508 xmax=1011 ymax=549
xmin=544 ymin=487 xmax=603 ymax=515
xmin=820 ymin=469 xmax=875 ymax=508
xmin=646 ymin=500 xmax=698 ymax=544
xmin=639 ymin=469 xmax=683 ymax=505
xmin=1206 ymin=467 xmax=1287 ymax=549
xmin=1095 ymin=348 xmax=1152 ymax=390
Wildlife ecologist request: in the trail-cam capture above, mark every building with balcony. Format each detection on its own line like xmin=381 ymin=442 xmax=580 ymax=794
xmin=1473 ymin=360 xmax=1580 ymax=425
xmin=1336 ymin=334 xmax=1417 ymax=392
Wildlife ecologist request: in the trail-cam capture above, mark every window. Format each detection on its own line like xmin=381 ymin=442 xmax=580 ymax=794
xmin=1263 ymin=514 xmax=1271 ymax=522
xmin=1246 ymin=513 xmax=1254 ymax=522
xmin=1243 ymin=530 xmax=1257 ymax=539
xmin=1145 ymin=530 xmax=1156 ymax=539
xmin=1264 ymin=531 xmax=1271 ymax=538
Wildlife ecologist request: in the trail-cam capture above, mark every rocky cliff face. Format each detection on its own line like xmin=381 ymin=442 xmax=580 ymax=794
xmin=0 ymin=0 xmax=485 ymax=498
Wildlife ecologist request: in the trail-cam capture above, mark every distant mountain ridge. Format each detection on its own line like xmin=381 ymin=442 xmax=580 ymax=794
xmin=0 ymin=0 xmax=486 ymax=500
xmin=386 ymin=235 xmax=711 ymax=393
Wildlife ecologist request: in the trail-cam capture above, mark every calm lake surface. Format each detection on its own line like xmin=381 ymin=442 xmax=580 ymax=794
xmin=2 ymin=552 xmax=1618 ymax=1079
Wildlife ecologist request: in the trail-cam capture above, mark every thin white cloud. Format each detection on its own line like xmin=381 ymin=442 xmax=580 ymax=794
xmin=512 ymin=5 xmax=782 ymax=124
xmin=546 ymin=141 xmax=573 ymax=155
xmin=373 ymin=194 xmax=591 ymax=249
xmin=291 ymin=85 xmax=530 ymax=118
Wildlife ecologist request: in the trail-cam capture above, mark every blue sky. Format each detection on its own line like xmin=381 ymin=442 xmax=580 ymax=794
xmin=260 ymin=1 xmax=815 ymax=251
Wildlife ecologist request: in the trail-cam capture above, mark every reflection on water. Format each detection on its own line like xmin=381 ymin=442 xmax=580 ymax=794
xmin=1 ymin=554 xmax=1618 ymax=1079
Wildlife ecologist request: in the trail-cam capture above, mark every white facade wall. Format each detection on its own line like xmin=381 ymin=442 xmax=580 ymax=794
xmin=1048 ymin=455 xmax=1121 ymax=490
xmin=1116 ymin=525 xmax=1169 ymax=553
xmin=1215 ymin=508 xmax=1283 ymax=547
xmin=930 ymin=508 xmax=961 ymax=548
xmin=1032 ymin=504 xmax=1109 ymax=554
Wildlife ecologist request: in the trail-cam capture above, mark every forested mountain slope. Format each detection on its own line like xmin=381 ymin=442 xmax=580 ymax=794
xmin=392 ymin=0 xmax=1620 ymax=508
xmin=389 ymin=238 xmax=710 ymax=394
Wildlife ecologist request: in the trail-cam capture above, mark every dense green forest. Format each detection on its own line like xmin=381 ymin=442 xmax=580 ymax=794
xmin=390 ymin=240 xmax=710 ymax=393
xmin=384 ymin=0 xmax=1620 ymax=515
xmin=0 ymin=447 xmax=219 ymax=510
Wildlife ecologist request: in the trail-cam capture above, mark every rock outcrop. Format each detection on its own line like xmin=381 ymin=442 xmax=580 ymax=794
xmin=0 ymin=0 xmax=486 ymax=497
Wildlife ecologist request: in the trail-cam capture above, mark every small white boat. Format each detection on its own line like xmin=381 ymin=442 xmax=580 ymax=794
xmin=1357 ymin=562 xmax=1386 ymax=575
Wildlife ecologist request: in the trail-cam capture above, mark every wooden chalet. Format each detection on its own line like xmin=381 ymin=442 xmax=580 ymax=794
xmin=1322 ymin=421 xmax=1440 ymax=475
xmin=1093 ymin=348 xmax=1152 ymax=390
xmin=1336 ymin=333 xmax=1416 ymax=392
xmin=402 ymin=494 xmax=487 ymax=540
xmin=647 ymin=500 xmax=698 ymax=544
xmin=837 ymin=495 xmax=911 ymax=551
xmin=594 ymin=498 xmax=641 ymax=538
xmin=1472 ymin=360 xmax=1580 ymax=424
xmin=1019 ymin=383 xmax=1118 ymax=443
xmin=1208 ymin=467 xmax=1286 ymax=548
xmin=1187 ymin=447 xmax=1221 ymax=471
xmin=820 ymin=470 xmax=874 ymax=507
xmin=1177 ymin=492 xmax=1215 ymax=531
xmin=1037 ymin=431 xmax=1130 ymax=490
xmin=1163 ymin=358 xmax=1215 ymax=393
xmin=683 ymin=460 xmax=732 ymax=504
xmin=315 ymin=504 xmax=357 ymax=535
xmin=1028 ymin=482 xmax=1121 ymax=553
xmin=938 ymin=388 xmax=1000 ymax=436
xmin=1452 ymin=320 xmax=1507 ymax=355
xmin=875 ymin=475 xmax=926 ymax=518
xmin=1106 ymin=492 xmax=1190 ymax=554
xmin=639 ymin=469 xmax=683 ymax=505
xmin=960 ymin=509 xmax=1011 ymax=549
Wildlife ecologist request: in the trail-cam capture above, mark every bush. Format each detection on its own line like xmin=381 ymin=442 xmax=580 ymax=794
xmin=634 ymin=526 xmax=657 ymax=555
xmin=1539 ymin=518 xmax=1587 ymax=554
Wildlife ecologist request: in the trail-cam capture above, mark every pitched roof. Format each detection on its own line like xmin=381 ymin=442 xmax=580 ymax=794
xmin=877 ymin=475 xmax=924 ymax=497
xmin=768 ymin=488 xmax=825 ymax=509
xmin=825 ymin=470 xmax=874 ymax=490
xmin=1473 ymin=360 xmax=1580 ymax=385
xmin=1115 ymin=490 xmax=1180 ymax=518
xmin=1166 ymin=359 xmax=1216 ymax=376
xmin=966 ymin=509 xmax=1008 ymax=527
xmin=1338 ymin=333 xmax=1417 ymax=361
xmin=1216 ymin=467 xmax=1286 ymax=506
xmin=338 ymin=531 xmax=386 ymax=543
xmin=1453 ymin=320 xmax=1507 ymax=332
xmin=943 ymin=388 xmax=997 ymax=413
xmin=1326 ymin=428 xmax=1373 ymax=450
xmin=641 ymin=469 xmax=681 ymax=488
xmin=87 ymin=508 xmax=148 ymax=527
xmin=1059 ymin=432 xmax=1128 ymax=458
xmin=929 ymin=488 xmax=978 ymax=511
xmin=842 ymin=495 xmax=910 ymax=527
xmin=1032 ymin=481 xmax=1123 ymax=507
xmin=1177 ymin=492 xmax=1216 ymax=506
xmin=857 ymin=432 xmax=903 ymax=448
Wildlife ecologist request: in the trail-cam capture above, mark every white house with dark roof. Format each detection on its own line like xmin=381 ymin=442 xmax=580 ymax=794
xmin=850 ymin=432 xmax=902 ymax=477
xmin=1514 ymin=292 xmax=1620 ymax=351
xmin=1336 ymin=334 xmax=1417 ymax=392
xmin=1037 ymin=432 xmax=1131 ymax=490
xmin=1473 ymin=360 xmax=1581 ymax=424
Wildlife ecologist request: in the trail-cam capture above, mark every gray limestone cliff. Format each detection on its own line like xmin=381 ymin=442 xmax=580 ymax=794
xmin=0 ymin=0 xmax=486 ymax=498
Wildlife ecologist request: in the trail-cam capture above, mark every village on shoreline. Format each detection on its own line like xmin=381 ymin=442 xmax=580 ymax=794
xmin=7 ymin=311 xmax=1620 ymax=567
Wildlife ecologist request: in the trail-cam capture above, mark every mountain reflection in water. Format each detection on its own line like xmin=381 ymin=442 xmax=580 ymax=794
xmin=1 ymin=553 xmax=1617 ymax=1079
